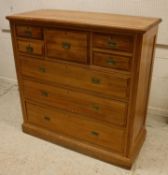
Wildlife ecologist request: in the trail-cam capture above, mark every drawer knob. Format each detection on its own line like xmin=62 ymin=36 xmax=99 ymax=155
xmin=41 ymin=91 xmax=48 ymax=97
xmin=107 ymin=58 xmax=116 ymax=65
xmin=62 ymin=42 xmax=71 ymax=49
xmin=44 ymin=116 xmax=50 ymax=121
xmin=92 ymin=104 xmax=100 ymax=111
xmin=108 ymin=39 xmax=117 ymax=48
xmin=26 ymin=45 xmax=34 ymax=54
xmin=91 ymin=131 xmax=99 ymax=136
xmin=91 ymin=77 xmax=101 ymax=84
xmin=39 ymin=66 xmax=46 ymax=73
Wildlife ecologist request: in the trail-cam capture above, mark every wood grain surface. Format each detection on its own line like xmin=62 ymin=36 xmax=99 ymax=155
xmin=7 ymin=9 xmax=161 ymax=168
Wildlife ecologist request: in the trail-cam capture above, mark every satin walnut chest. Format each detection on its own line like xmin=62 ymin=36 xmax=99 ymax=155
xmin=7 ymin=9 xmax=161 ymax=168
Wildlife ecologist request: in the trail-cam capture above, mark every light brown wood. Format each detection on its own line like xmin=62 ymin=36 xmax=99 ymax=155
xmin=129 ymin=26 xmax=159 ymax=151
xmin=93 ymin=52 xmax=131 ymax=71
xmin=93 ymin=33 xmax=134 ymax=53
xmin=19 ymin=56 xmax=130 ymax=99
xmin=45 ymin=29 xmax=89 ymax=63
xmin=23 ymin=79 xmax=127 ymax=126
xmin=26 ymin=102 xmax=125 ymax=153
xmin=16 ymin=24 xmax=43 ymax=39
xmin=7 ymin=9 xmax=161 ymax=168
xmin=17 ymin=40 xmax=44 ymax=56
xmin=7 ymin=9 xmax=161 ymax=32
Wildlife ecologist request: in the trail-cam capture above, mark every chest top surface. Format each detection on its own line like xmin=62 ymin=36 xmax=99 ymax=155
xmin=7 ymin=9 xmax=161 ymax=32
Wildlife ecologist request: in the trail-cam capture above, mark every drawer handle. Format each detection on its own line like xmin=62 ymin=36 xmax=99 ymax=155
xmin=92 ymin=104 xmax=100 ymax=111
xmin=25 ymin=30 xmax=32 ymax=37
xmin=26 ymin=45 xmax=34 ymax=54
xmin=41 ymin=91 xmax=48 ymax=97
xmin=91 ymin=131 xmax=99 ymax=136
xmin=108 ymin=39 xmax=117 ymax=48
xmin=107 ymin=58 xmax=116 ymax=65
xmin=91 ymin=77 xmax=101 ymax=84
xmin=39 ymin=66 xmax=46 ymax=73
xmin=62 ymin=42 xmax=71 ymax=49
xmin=44 ymin=116 xmax=50 ymax=121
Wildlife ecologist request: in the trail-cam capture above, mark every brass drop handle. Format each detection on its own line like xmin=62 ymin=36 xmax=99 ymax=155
xmin=91 ymin=77 xmax=101 ymax=84
xmin=41 ymin=90 xmax=48 ymax=97
xmin=39 ymin=66 xmax=46 ymax=73
xmin=62 ymin=42 xmax=71 ymax=49
xmin=91 ymin=131 xmax=99 ymax=136
xmin=26 ymin=44 xmax=34 ymax=53
xmin=108 ymin=39 xmax=117 ymax=48
xmin=92 ymin=104 xmax=100 ymax=111
xmin=44 ymin=116 xmax=50 ymax=121
xmin=107 ymin=57 xmax=116 ymax=65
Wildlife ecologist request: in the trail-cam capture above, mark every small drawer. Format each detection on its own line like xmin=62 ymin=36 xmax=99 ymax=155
xmin=93 ymin=52 xmax=131 ymax=71
xmin=20 ymin=57 xmax=130 ymax=100
xmin=23 ymin=80 xmax=127 ymax=126
xmin=45 ymin=29 xmax=88 ymax=63
xmin=26 ymin=102 xmax=125 ymax=153
xmin=93 ymin=33 xmax=134 ymax=52
xmin=16 ymin=25 xmax=43 ymax=39
xmin=17 ymin=40 xmax=44 ymax=56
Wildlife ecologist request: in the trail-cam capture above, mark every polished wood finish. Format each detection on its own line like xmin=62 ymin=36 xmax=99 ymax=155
xmin=45 ymin=29 xmax=88 ymax=63
xmin=93 ymin=33 xmax=134 ymax=52
xmin=93 ymin=52 xmax=131 ymax=71
xmin=7 ymin=9 xmax=161 ymax=168
xmin=7 ymin=9 xmax=161 ymax=32
xmin=23 ymin=79 xmax=127 ymax=126
xmin=17 ymin=40 xmax=44 ymax=56
xmin=26 ymin=102 xmax=125 ymax=153
xmin=16 ymin=25 xmax=43 ymax=39
xmin=20 ymin=57 xmax=130 ymax=99
xmin=130 ymin=26 xmax=159 ymax=150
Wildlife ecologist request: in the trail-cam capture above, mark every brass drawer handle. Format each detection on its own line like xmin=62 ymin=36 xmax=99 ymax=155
xmin=62 ymin=42 xmax=71 ymax=49
xmin=26 ymin=45 xmax=34 ymax=54
xmin=39 ymin=66 xmax=46 ymax=73
xmin=44 ymin=116 xmax=50 ymax=121
xmin=41 ymin=91 xmax=48 ymax=97
xmin=92 ymin=104 xmax=100 ymax=111
xmin=107 ymin=58 xmax=116 ymax=65
xmin=108 ymin=39 xmax=117 ymax=48
xmin=25 ymin=30 xmax=32 ymax=37
xmin=91 ymin=131 xmax=99 ymax=136
xmin=91 ymin=77 xmax=101 ymax=84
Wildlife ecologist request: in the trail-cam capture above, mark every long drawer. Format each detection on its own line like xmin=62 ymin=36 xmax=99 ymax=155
xmin=26 ymin=102 xmax=125 ymax=153
xmin=19 ymin=57 xmax=130 ymax=99
xmin=23 ymin=80 xmax=127 ymax=126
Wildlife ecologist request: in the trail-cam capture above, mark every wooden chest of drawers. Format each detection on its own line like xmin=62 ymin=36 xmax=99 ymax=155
xmin=7 ymin=9 xmax=161 ymax=168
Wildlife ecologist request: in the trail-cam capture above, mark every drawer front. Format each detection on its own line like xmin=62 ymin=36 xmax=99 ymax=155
xmin=93 ymin=33 xmax=134 ymax=52
xmin=17 ymin=40 xmax=44 ymax=56
xmin=45 ymin=29 xmax=88 ymax=63
xmin=26 ymin=102 xmax=125 ymax=153
xmin=23 ymin=80 xmax=127 ymax=126
xmin=93 ymin=52 xmax=131 ymax=71
xmin=16 ymin=25 xmax=43 ymax=39
xmin=20 ymin=57 xmax=130 ymax=99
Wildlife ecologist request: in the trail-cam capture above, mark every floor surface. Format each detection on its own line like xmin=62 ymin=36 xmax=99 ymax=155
xmin=0 ymin=79 xmax=168 ymax=175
